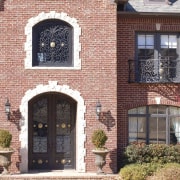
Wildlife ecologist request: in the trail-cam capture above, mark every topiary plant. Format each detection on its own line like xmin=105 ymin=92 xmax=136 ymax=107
xmin=0 ymin=129 xmax=12 ymax=149
xmin=92 ymin=129 xmax=108 ymax=150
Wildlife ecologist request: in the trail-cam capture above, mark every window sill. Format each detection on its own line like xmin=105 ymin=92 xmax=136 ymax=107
xmin=25 ymin=66 xmax=81 ymax=70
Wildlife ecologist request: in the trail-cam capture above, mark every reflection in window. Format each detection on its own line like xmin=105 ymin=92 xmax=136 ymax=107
xmin=128 ymin=106 xmax=180 ymax=144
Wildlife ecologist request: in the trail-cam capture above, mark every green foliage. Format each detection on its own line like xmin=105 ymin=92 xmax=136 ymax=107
xmin=124 ymin=143 xmax=180 ymax=164
xmin=91 ymin=129 xmax=108 ymax=149
xmin=148 ymin=163 xmax=180 ymax=180
xmin=0 ymin=129 xmax=12 ymax=148
xmin=120 ymin=163 xmax=180 ymax=180
xmin=120 ymin=164 xmax=148 ymax=180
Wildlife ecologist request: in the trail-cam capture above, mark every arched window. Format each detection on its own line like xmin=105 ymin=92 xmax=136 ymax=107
xmin=24 ymin=12 xmax=81 ymax=69
xmin=128 ymin=105 xmax=180 ymax=144
xmin=32 ymin=19 xmax=73 ymax=67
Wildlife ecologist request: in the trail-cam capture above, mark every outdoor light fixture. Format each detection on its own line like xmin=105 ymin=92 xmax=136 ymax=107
xmin=5 ymin=98 xmax=11 ymax=120
xmin=96 ymin=100 xmax=102 ymax=119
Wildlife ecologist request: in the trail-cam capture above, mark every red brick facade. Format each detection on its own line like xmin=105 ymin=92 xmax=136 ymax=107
xmin=0 ymin=0 xmax=117 ymax=174
xmin=1 ymin=0 xmax=180 ymax=174
xmin=117 ymin=14 xmax=180 ymax=167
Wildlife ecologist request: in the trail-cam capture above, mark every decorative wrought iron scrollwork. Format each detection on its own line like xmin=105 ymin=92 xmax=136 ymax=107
xmin=38 ymin=25 xmax=70 ymax=64
xmin=128 ymin=57 xmax=180 ymax=83
xmin=139 ymin=59 xmax=159 ymax=82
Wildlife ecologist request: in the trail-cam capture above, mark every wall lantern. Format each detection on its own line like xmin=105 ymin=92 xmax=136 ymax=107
xmin=96 ymin=100 xmax=102 ymax=119
xmin=5 ymin=98 xmax=11 ymax=120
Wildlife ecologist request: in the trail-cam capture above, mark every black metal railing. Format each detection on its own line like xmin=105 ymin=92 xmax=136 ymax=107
xmin=128 ymin=58 xmax=180 ymax=83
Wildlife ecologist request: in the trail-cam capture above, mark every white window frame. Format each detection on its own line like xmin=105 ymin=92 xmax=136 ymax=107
xmin=24 ymin=11 xmax=81 ymax=69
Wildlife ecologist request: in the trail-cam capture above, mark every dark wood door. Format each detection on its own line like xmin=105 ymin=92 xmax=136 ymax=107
xmin=28 ymin=93 xmax=76 ymax=170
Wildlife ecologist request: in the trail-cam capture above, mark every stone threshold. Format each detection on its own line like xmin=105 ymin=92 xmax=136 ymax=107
xmin=0 ymin=171 xmax=119 ymax=180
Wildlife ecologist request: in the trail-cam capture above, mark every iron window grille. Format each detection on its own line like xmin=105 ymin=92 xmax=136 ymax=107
xmin=129 ymin=33 xmax=180 ymax=83
xmin=32 ymin=19 xmax=73 ymax=67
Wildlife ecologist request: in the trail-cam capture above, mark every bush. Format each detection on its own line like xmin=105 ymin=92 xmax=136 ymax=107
xmin=0 ymin=129 xmax=12 ymax=148
xmin=120 ymin=163 xmax=180 ymax=180
xmin=124 ymin=143 xmax=180 ymax=164
xmin=120 ymin=163 xmax=163 ymax=180
xmin=120 ymin=164 xmax=147 ymax=180
xmin=91 ymin=129 xmax=108 ymax=149
xmin=147 ymin=163 xmax=180 ymax=180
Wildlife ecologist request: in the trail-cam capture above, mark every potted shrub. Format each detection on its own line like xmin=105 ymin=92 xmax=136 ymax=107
xmin=92 ymin=129 xmax=109 ymax=174
xmin=0 ymin=129 xmax=14 ymax=175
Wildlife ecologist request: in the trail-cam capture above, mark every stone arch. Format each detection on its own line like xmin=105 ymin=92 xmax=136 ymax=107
xmin=24 ymin=11 xmax=81 ymax=69
xmin=19 ymin=81 xmax=86 ymax=172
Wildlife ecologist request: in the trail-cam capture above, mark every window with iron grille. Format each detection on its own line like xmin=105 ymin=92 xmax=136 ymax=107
xmin=32 ymin=19 xmax=73 ymax=67
xmin=132 ymin=33 xmax=180 ymax=83
xmin=128 ymin=106 xmax=180 ymax=145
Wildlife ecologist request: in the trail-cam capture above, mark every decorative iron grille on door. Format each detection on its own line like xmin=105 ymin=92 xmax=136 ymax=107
xmin=28 ymin=93 xmax=76 ymax=170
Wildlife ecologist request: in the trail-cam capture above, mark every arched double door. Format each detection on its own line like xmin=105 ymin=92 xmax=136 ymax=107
xmin=28 ymin=93 xmax=76 ymax=170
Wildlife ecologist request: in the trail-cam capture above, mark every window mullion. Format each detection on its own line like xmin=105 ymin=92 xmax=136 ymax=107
xmin=167 ymin=108 xmax=170 ymax=144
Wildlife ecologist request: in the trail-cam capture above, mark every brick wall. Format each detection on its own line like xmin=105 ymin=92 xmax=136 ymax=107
xmin=0 ymin=0 xmax=117 ymax=173
xmin=117 ymin=14 xmax=180 ymax=169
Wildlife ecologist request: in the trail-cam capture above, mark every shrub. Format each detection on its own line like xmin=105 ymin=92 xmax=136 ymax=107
xmin=124 ymin=143 xmax=180 ymax=164
xmin=147 ymin=163 xmax=180 ymax=180
xmin=120 ymin=163 xmax=165 ymax=180
xmin=91 ymin=129 xmax=107 ymax=149
xmin=0 ymin=129 xmax=12 ymax=148
xmin=120 ymin=164 xmax=147 ymax=180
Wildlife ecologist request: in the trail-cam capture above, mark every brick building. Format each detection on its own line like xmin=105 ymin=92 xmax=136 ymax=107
xmin=0 ymin=0 xmax=180 ymax=175
xmin=117 ymin=0 xmax=180 ymax=168
xmin=0 ymin=0 xmax=117 ymax=174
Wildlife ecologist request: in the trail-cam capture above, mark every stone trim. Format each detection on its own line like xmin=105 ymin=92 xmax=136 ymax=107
xmin=24 ymin=11 xmax=81 ymax=69
xmin=19 ymin=81 xmax=86 ymax=172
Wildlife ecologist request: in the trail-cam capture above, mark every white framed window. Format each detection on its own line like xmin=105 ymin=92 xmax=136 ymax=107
xmin=24 ymin=11 xmax=81 ymax=69
xmin=128 ymin=105 xmax=180 ymax=145
xmin=135 ymin=33 xmax=180 ymax=83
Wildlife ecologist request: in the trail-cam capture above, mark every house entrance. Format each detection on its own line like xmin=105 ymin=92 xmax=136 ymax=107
xmin=28 ymin=93 xmax=76 ymax=170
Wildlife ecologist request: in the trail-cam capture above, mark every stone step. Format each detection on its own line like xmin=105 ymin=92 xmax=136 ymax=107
xmin=0 ymin=173 xmax=119 ymax=180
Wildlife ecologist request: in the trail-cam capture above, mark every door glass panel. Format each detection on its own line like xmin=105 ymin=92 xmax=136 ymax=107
xmin=32 ymin=98 xmax=48 ymax=153
xmin=56 ymin=99 xmax=71 ymax=153
xmin=56 ymin=136 xmax=70 ymax=153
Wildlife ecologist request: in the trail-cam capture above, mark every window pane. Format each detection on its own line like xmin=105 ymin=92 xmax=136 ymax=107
xmin=138 ymin=35 xmax=154 ymax=49
xmin=170 ymin=106 xmax=180 ymax=115
xmin=149 ymin=117 xmax=166 ymax=144
xmin=146 ymin=35 xmax=154 ymax=46
xmin=128 ymin=107 xmax=146 ymax=114
xmin=128 ymin=108 xmax=137 ymax=114
xmin=169 ymin=35 xmax=177 ymax=48
xmin=161 ymin=35 xmax=168 ymax=48
xmin=170 ymin=117 xmax=180 ymax=144
xmin=129 ymin=117 xmax=146 ymax=143
xmin=138 ymin=35 xmax=145 ymax=47
xmin=149 ymin=106 xmax=166 ymax=114
xmin=161 ymin=35 xmax=177 ymax=48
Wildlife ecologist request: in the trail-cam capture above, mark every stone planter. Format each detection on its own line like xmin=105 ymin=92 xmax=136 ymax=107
xmin=0 ymin=150 xmax=14 ymax=175
xmin=92 ymin=149 xmax=109 ymax=174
